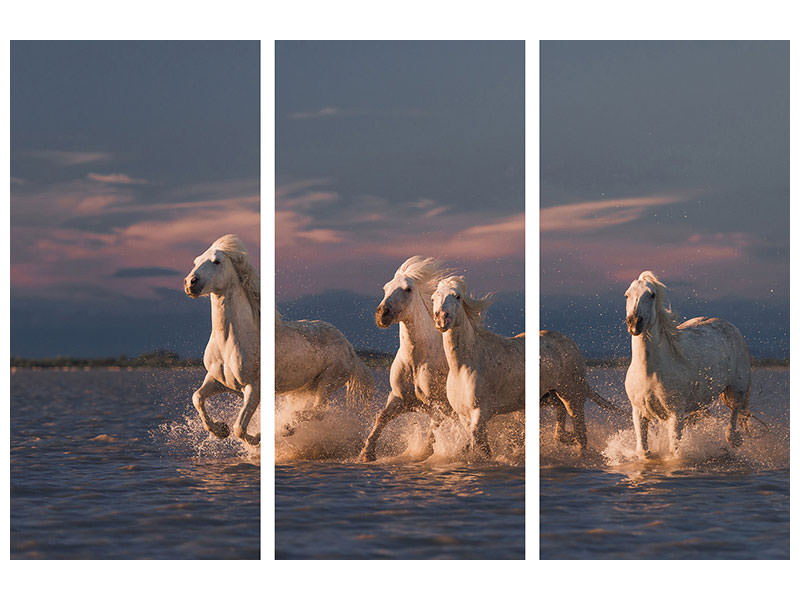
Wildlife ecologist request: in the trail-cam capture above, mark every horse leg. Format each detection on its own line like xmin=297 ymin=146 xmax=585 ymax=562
xmin=421 ymin=408 xmax=446 ymax=460
xmin=283 ymin=369 xmax=344 ymax=436
xmin=192 ymin=373 xmax=230 ymax=438
xmin=233 ymin=383 xmax=260 ymax=446
xmin=667 ymin=411 xmax=684 ymax=455
xmin=571 ymin=402 xmax=588 ymax=453
xmin=722 ymin=386 xmax=745 ymax=447
xmin=553 ymin=398 xmax=569 ymax=443
xmin=359 ymin=393 xmax=410 ymax=462
xmin=632 ymin=406 xmax=651 ymax=458
xmin=470 ymin=415 xmax=492 ymax=460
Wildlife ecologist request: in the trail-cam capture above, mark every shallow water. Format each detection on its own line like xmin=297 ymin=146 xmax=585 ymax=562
xmin=540 ymin=367 xmax=789 ymax=559
xmin=275 ymin=367 xmax=525 ymax=559
xmin=11 ymin=368 xmax=260 ymax=559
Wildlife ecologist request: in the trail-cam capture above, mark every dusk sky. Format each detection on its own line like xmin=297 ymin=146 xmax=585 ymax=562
xmin=11 ymin=41 xmax=260 ymax=357
xmin=276 ymin=41 xmax=524 ymax=303
xmin=540 ymin=41 xmax=789 ymax=357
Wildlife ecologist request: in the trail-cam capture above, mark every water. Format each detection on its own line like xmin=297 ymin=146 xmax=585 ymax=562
xmin=11 ymin=368 xmax=260 ymax=559
xmin=275 ymin=368 xmax=525 ymax=559
xmin=540 ymin=367 xmax=789 ymax=559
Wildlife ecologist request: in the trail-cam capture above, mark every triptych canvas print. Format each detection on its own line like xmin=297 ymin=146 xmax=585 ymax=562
xmin=9 ymin=39 xmax=789 ymax=563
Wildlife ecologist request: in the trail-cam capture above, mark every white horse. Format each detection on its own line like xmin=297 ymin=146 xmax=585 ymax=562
xmin=275 ymin=310 xmax=374 ymax=434
xmin=624 ymin=271 xmax=752 ymax=457
xmin=540 ymin=330 xmax=621 ymax=451
xmin=184 ymin=234 xmax=260 ymax=446
xmin=432 ymin=276 xmax=525 ymax=458
xmin=359 ymin=257 xmax=453 ymax=462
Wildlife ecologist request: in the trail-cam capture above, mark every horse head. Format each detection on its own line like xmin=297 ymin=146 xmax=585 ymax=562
xmin=624 ymin=270 xmax=666 ymax=336
xmin=184 ymin=236 xmax=241 ymax=298
xmin=375 ymin=256 xmax=444 ymax=328
xmin=431 ymin=276 xmax=463 ymax=332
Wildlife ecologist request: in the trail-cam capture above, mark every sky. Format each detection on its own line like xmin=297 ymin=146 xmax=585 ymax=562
xmin=10 ymin=41 xmax=260 ymax=358
xmin=275 ymin=41 xmax=525 ymax=303
xmin=540 ymin=41 xmax=789 ymax=357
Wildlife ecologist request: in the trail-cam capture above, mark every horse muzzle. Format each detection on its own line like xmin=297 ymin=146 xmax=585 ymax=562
xmin=433 ymin=311 xmax=452 ymax=332
xmin=626 ymin=315 xmax=643 ymax=336
xmin=184 ymin=276 xmax=200 ymax=298
xmin=375 ymin=303 xmax=394 ymax=328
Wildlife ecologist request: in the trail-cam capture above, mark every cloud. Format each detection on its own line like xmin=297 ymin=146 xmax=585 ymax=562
xmin=111 ymin=267 xmax=182 ymax=278
xmin=540 ymin=230 xmax=782 ymax=300
xmin=87 ymin=173 xmax=148 ymax=185
xmin=25 ymin=150 xmax=112 ymax=166
xmin=286 ymin=107 xmax=430 ymax=120
xmin=288 ymin=107 xmax=341 ymax=120
xmin=11 ymin=178 xmax=260 ymax=299
xmin=540 ymin=195 xmax=684 ymax=232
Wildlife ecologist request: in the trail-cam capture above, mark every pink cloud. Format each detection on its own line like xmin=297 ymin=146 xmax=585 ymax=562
xmin=87 ymin=173 xmax=148 ymax=185
xmin=540 ymin=230 xmax=776 ymax=299
xmin=541 ymin=196 xmax=684 ymax=232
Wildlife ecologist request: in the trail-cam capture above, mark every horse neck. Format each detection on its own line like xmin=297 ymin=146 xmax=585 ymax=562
xmin=631 ymin=318 xmax=674 ymax=370
xmin=441 ymin=316 xmax=476 ymax=370
xmin=399 ymin=290 xmax=443 ymax=362
xmin=210 ymin=282 xmax=254 ymax=338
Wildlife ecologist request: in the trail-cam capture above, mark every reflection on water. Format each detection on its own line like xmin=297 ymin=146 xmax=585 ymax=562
xmin=11 ymin=369 xmax=259 ymax=559
xmin=540 ymin=367 xmax=789 ymax=560
xmin=276 ymin=367 xmax=525 ymax=559
xmin=277 ymin=461 xmax=524 ymax=559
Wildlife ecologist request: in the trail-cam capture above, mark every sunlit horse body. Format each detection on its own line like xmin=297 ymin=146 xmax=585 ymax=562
xmin=359 ymin=256 xmax=453 ymax=462
xmin=540 ymin=330 xmax=620 ymax=451
xmin=432 ymin=276 xmax=525 ymax=458
xmin=275 ymin=310 xmax=374 ymax=433
xmin=624 ymin=271 xmax=752 ymax=457
xmin=184 ymin=234 xmax=260 ymax=446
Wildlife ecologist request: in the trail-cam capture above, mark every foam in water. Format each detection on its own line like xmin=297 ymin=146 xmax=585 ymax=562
xmin=151 ymin=393 xmax=260 ymax=463
xmin=276 ymin=393 xmax=525 ymax=465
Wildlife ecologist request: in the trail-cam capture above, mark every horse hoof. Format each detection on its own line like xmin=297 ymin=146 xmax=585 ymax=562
xmin=727 ymin=430 xmax=743 ymax=447
xmin=210 ymin=422 xmax=230 ymax=438
xmin=558 ymin=432 xmax=578 ymax=445
xmin=359 ymin=449 xmax=376 ymax=463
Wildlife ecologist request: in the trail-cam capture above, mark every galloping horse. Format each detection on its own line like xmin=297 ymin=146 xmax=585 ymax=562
xmin=184 ymin=234 xmax=260 ymax=446
xmin=359 ymin=256 xmax=453 ymax=462
xmin=276 ymin=310 xmax=374 ymax=434
xmin=432 ymin=276 xmax=525 ymax=458
xmin=540 ymin=330 xmax=621 ymax=451
xmin=624 ymin=271 xmax=752 ymax=457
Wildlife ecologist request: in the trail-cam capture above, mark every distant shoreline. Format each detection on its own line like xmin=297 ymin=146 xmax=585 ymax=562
xmin=10 ymin=350 xmax=787 ymax=370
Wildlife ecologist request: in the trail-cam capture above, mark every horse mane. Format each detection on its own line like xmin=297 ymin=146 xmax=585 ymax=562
xmin=441 ymin=275 xmax=495 ymax=330
xmin=395 ymin=256 xmax=451 ymax=312
xmin=637 ymin=270 xmax=682 ymax=355
xmin=212 ymin=234 xmax=260 ymax=319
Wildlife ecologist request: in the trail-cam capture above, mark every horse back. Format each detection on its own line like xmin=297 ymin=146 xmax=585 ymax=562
xmin=677 ymin=316 xmax=751 ymax=386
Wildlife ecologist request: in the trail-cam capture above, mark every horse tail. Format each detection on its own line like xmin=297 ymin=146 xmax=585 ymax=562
xmin=346 ymin=355 xmax=375 ymax=413
xmin=587 ymin=388 xmax=624 ymax=414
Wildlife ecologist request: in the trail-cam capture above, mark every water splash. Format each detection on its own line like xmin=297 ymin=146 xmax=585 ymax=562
xmin=276 ymin=394 xmax=524 ymax=465
xmin=151 ymin=394 xmax=260 ymax=463
xmin=541 ymin=367 xmax=789 ymax=473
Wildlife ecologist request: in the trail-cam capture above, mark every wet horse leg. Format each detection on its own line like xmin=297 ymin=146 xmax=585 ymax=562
xmin=667 ymin=410 xmax=684 ymax=455
xmin=192 ymin=373 xmax=230 ymax=438
xmin=359 ymin=393 xmax=412 ymax=462
xmin=722 ymin=386 xmax=746 ymax=447
xmin=234 ymin=383 xmax=260 ymax=446
xmin=632 ymin=406 xmax=651 ymax=458
xmin=283 ymin=368 xmax=345 ymax=435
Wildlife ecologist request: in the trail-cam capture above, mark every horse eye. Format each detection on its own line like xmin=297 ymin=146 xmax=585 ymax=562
xmin=212 ymin=259 xmax=220 ymax=265
xmin=454 ymin=294 xmax=460 ymax=300
xmin=403 ymin=287 xmax=411 ymax=293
